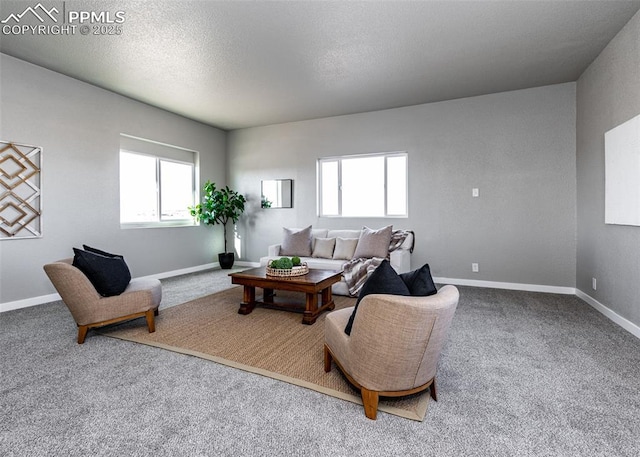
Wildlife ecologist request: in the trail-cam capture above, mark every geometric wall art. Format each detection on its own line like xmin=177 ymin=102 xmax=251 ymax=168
xmin=0 ymin=141 xmax=42 ymax=239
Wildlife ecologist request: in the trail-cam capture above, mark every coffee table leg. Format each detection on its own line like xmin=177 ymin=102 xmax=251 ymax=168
xmin=238 ymin=285 xmax=256 ymax=315
xmin=302 ymin=287 xmax=336 ymax=325
xmin=263 ymin=288 xmax=274 ymax=303
xmin=322 ymin=287 xmax=336 ymax=311
xmin=302 ymin=292 xmax=319 ymax=325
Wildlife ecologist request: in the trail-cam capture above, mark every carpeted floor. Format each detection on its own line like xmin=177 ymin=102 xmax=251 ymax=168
xmin=1 ymin=268 xmax=640 ymax=456
xmin=99 ymin=287 xmax=429 ymax=420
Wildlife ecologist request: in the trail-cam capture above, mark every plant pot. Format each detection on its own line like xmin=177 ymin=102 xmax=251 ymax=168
xmin=218 ymin=252 xmax=235 ymax=269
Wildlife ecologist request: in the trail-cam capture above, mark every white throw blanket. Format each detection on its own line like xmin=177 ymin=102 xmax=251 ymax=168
xmin=341 ymin=230 xmax=414 ymax=297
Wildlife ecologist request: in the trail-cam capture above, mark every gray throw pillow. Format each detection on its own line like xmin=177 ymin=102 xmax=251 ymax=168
xmin=312 ymin=237 xmax=336 ymax=258
xmin=352 ymin=225 xmax=393 ymax=259
xmin=280 ymin=226 xmax=312 ymax=256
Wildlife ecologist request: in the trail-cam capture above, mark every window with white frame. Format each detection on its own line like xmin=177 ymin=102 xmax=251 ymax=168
xmin=119 ymin=135 xmax=197 ymax=228
xmin=318 ymin=152 xmax=408 ymax=217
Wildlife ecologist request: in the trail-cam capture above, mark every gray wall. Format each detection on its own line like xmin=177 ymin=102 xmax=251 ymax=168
xmin=576 ymin=11 xmax=640 ymax=324
xmin=228 ymin=83 xmax=577 ymax=287
xmin=0 ymin=54 xmax=227 ymax=303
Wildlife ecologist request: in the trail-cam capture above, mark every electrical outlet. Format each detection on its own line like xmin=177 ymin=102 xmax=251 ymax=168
xmin=472 ymin=188 xmax=479 ymax=197
xmin=592 ymin=278 xmax=597 ymax=290
xmin=472 ymin=263 xmax=479 ymax=273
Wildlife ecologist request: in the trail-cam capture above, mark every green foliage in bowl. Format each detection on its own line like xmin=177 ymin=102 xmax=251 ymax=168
xmin=269 ymin=257 xmax=297 ymax=269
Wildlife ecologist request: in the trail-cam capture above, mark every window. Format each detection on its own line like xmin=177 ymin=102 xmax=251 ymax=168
xmin=119 ymin=135 xmax=197 ymax=228
xmin=318 ymin=152 xmax=407 ymax=217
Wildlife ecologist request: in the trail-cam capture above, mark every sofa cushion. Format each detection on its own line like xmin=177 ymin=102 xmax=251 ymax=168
xmin=280 ymin=226 xmax=312 ymax=257
xmin=333 ymin=237 xmax=359 ymax=260
xmin=344 ymin=260 xmax=410 ymax=335
xmin=400 ymin=263 xmax=437 ymax=296
xmin=353 ymin=225 xmax=393 ymax=259
xmin=260 ymin=255 xmax=344 ymax=270
xmin=327 ymin=229 xmax=362 ymax=239
xmin=312 ymin=237 xmax=336 ymax=258
xmin=302 ymin=257 xmax=345 ymax=270
xmin=72 ymin=248 xmax=132 ymax=297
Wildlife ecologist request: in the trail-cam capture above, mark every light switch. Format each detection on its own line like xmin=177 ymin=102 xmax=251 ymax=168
xmin=472 ymin=188 xmax=479 ymax=197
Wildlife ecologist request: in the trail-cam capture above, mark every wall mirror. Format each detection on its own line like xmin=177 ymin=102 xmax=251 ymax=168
xmin=261 ymin=179 xmax=293 ymax=208
xmin=605 ymin=113 xmax=640 ymax=226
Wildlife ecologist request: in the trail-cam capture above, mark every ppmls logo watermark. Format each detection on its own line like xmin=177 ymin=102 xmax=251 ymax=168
xmin=1 ymin=2 xmax=126 ymax=36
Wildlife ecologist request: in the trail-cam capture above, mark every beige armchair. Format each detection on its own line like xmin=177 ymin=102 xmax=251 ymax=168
xmin=43 ymin=259 xmax=162 ymax=344
xmin=324 ymin=285 xmax=459 ymax=419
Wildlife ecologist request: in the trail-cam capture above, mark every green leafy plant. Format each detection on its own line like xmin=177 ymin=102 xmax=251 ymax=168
xmin=269 ymin=257 xmax=303 ymax=269
xmin=189 ymin=181 xmax=246 ymax=254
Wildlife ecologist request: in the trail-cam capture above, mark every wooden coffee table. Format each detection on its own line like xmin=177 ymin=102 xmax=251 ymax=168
xmin=229 ymin=267 xmax=342 ymax=324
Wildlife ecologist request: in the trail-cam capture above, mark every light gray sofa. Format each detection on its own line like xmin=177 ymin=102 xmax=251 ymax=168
xmin=259 ymin=228 xmax=414 ymax=296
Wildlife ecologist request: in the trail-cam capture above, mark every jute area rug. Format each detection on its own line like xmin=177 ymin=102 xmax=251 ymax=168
xmin=100 ymin=286 xmax=429 ymax=421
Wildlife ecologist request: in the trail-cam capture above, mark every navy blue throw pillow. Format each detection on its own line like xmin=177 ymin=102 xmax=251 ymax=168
xmin=83 ymin=245 xmax=122 ymax=258
xmin=72 ymin=247 xmax=131 ymax=297
xmin=344 ymin=260 xmax=410 ymax=335
xmin=400 ymin=263 xmax=437 ymax=296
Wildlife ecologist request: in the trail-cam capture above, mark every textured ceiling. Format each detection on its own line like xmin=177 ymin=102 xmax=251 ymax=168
xmin=1 ymin=0 xmax=639 ymax=130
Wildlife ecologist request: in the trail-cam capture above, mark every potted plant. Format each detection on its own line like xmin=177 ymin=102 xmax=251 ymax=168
xmin=189 ymin=181 xmax=246 ymax=269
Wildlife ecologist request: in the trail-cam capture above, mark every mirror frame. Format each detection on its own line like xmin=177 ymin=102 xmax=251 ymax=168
xmin=261 ymin=179 xmax=293 ymax=209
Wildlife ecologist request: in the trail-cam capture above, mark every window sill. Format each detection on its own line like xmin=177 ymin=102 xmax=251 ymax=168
xmin=120 ymin=221 xmax=197 ymax=229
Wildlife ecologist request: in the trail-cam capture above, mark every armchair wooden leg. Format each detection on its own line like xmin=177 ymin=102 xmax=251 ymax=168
xmin=154 ymin=308 xmax=159 ymax=316
xmin=361 ymin=388 xmax=379 ymax=420
xmin=77 ymin=325 xmax=89 ymax=344
xmin=145 ymin=309 xmax=156 ymax=333
xmin=323 ymin=344 xmax=332 ymax=373
xmin=430 ymin=377 xmax=438 ymax=401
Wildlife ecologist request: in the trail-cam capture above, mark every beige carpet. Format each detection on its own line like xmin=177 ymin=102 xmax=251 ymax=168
xmin=100 ymin=286 xmax=429 ymax=421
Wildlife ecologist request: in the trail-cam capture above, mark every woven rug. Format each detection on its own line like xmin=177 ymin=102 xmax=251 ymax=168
xmin=100 ymin=286 xmax=429 ymax=421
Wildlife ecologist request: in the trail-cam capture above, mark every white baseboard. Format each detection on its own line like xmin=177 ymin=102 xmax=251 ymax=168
xmin=234 ymin=260 xmax=261 ymax=268
xmin=137 ymin=262 xmax=219 ymax=281
xmin=0 ymin=261 xmax=265 ymax=313
xmin=138 ymin=261 xmax=259 ymax=281
xmin=575 ymin=289 xmax=640 ymax=339
xmin=434 ymin=277 xmax=576 ymax=295
xmin=0 ymin=262 xmax=220 ymax=313
xmin=2 ymin=268 xmax=638 ymax=340
xmin=0 ymin=293 xmax=62 ymax=313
